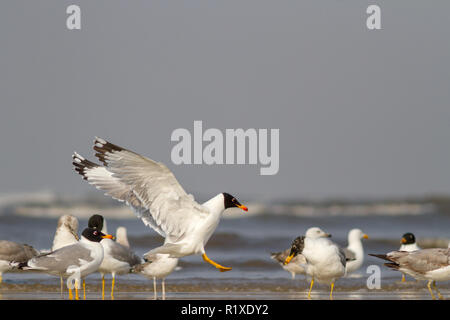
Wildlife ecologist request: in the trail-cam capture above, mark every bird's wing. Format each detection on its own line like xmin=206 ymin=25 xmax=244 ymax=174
xmin=342 ymin=247 xmax=356 ymax=261
xmin=73 ymin=152 xmax=139 ymax=203
xmin=74 ymin=137 xmax=209 ymax=242
xmin=338 ymin=247 xmax=348 ymax=267
xmin=28 ymin=244 xmax=94 ymax=272
xmin=393 ymin=249 xmax=450 ymax=273
xmin=73 ymin=152 xmax=166 ymax=237
xmin=270 ymin=249 xmax=290 ymax=264
xmin=0 ymin=241 xmax=37 ymax=262
xmin=22 ymin=244 xmax=39 ymax=259
xmin=270 ymin=249 xmax=307 ymax=265
xmin=107 ymin=242 xmax=143 ymax=266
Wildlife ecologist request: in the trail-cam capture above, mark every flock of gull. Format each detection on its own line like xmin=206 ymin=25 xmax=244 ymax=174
xmin=0 ymin=137 xmax=449 ymax=300
xmin=271 ymin=228 xmax=450 ymax=300
xmin=1 ymin=213 xmax=176 ymax=300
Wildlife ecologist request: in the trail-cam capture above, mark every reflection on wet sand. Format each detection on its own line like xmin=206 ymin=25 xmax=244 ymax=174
xmin=0 ymin=278 xmax=448 ymax=300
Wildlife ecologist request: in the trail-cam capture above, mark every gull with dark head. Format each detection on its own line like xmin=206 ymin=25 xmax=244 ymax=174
xmin=17 ymin=227 xmax=113 ymax=300
xmin=72 ymin=137 xmax=248 ymax=272
xmin=398 ymin=232 xmax=420 ymax=282
xmin=370 ymin=248 xmax=450 ymax=300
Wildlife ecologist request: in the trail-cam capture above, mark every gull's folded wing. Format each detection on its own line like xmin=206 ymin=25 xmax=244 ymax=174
xmin=342 ymin=247 xmax=356 ymax=261
xmin=389 ymin=249 xmax=450 ymax=273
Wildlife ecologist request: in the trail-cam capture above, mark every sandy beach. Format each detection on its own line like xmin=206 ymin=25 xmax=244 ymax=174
xmin=1 ymin=274 xmax=449 ymax=300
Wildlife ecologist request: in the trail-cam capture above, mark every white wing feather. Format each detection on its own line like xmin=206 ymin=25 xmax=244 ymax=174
xmin=73 ymin=139 xmax=209 ymax=242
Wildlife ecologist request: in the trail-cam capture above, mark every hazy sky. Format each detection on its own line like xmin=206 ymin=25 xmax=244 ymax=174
xmin=1 ymin=1 xmax=449 ymax=200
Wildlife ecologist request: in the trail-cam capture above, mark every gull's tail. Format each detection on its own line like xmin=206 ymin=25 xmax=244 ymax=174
xmin=368 ymin=253 xmax=391 ymax=261
xmin=143 ymin=244 xmax=181 ymax=259
xmin=270 ymin=252 xmax=285 ymax=264
xmin=10 ymin=261 xmax=29 ymax=270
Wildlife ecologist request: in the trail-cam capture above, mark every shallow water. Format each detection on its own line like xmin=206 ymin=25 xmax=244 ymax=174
xmin=0 ymin=212 xmax=449 ymax=300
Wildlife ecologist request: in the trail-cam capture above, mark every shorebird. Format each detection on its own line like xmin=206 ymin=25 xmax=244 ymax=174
xmin=0 ymin=241 xmax=38 ymax=283
xmin=17 ymin=227 xmax=113 ymax=300
xmin=370 ymin=248 xmax=450 ymax=300
xmin=116 ymin=227 xmax=130 ymax=248
xmin=284 ymin=230 xmax=346 ymax=300
xmin=342 ymin=229 xmax=369 ymax=274
xmin=398 ymin=232 xmax=420 ymax=282
xmin=133 ymin=253 xmax=178 ymax=300
xmin=52 ymin=215 xmax=79 ymax=251
xmin=88 ymin=214 xmax=142 ymax=299
xmin=72 ymin=137 xmax=248 ymax=272
xmin=51 ymin=215 xmax=79 ymax=296
xmin=271 ymin=227 xmax=331 ymax=280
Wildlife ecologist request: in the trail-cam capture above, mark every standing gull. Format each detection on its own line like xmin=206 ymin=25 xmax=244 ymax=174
xmin=52 ymin=215 xmax=79 ymax=251
xmin=284 ymin=230 xmax=346 ymax=300
xmin=116 ymin=227 xmax=130 ymax=248
xmin=398 ymin=232 xmax=420 ymax=282
xmin=51 ymin=215 xmax=79 ymax=296
xmin=88 ymin=214 xmax=143 ymax=300
xmin=271 ymin=227 xmax=331 ymax=279
xmin=133 ymin=253 xmax=178 ymax=300
xmin=72 ymin=137 xmax=248 ymax=272
xmin=342 ymin=229 xmax=369 ymax=275
xmin=0 ymin=241 xmax=38 ymax=283
xmin=18 ymin=228 xmax=113 ymax=300
xmin=370 ymin=248 xmax=450 ymax=300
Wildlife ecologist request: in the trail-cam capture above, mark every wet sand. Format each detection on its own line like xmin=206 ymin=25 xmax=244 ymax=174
xmin=0 ymin=278 xmax=448 ymax=300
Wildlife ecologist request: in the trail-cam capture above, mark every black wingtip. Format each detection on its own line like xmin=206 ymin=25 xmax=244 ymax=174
xmin=384 ymin=262 xmax=400 ymax=270
xmin=93 ymin=137 xmax=125 ymax=166
xmin=72 ymin=152 xmax=100 ymax=180
xmin=368 ymin=253 xmax=391 ymax=261
xmin=15 ymin=261 xmax=28 ymax=270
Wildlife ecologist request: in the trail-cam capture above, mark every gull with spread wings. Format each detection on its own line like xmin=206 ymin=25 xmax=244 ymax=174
xmin=72 ymin=137 xmax=248 ymax=272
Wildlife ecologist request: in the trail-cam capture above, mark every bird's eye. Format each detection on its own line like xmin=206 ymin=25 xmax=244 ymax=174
xmin=232 ymin=198 xmax=236 ymax=202
xmin=93 ymin=231 xmax=98 ymax=235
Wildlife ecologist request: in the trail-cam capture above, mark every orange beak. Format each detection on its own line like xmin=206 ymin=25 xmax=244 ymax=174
xmin=284 ymin=253 xmax=295 ymax=265
xmin=363 ymin=234 xmax=369 ymax=239
xmin=401 ymin=237 xmax=406 ymax=244
xmin=237 ymin=204 xmax=248 ymax=212
xmin=102 ymin=234 xmax=115 ymax=240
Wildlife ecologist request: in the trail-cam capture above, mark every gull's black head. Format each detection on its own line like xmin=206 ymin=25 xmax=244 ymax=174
xmin=223 ymin=193 xmax=248 ymax=212
xmin=81 ymin=227 xmax=113 ymax=242
xmin=88 ymin=214 xmax=104 ymax=230
xmin=401 ymin=232 xmax=416 ymax=245
xmin=284 ymin=236 xmax=305 ymax=265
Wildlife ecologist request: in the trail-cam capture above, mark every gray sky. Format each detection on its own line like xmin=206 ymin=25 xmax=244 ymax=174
xmin=1 ymin=1 xmax=449 ymax=200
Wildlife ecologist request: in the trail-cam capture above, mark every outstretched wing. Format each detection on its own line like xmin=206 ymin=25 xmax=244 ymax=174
xmin=73 ymin=138 xmax=209 ymax=242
